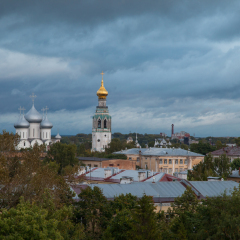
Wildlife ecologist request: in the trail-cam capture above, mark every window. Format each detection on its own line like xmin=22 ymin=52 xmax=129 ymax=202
xmin=175 ymin=159 xmax=178 ymax=164
xmin=20 ymin=132 xmax=21 ymax=138
xmin=164 ymin=159 xmax=167 ymax=164
xmin=180 ymin=159 xmax=183 ymax=164
xmin=46 ymin=132 xmax=48 ymax=138
xmin=163 ymin=168 xmax=167 ymax=173
xmin=145 ymin=158 xmax=147 ymax=160
xmin=117 ymin=164 xmax=120 ymax=166
xmin=94 ymin=165 xmax=98 ymax=167
xmin=168 ymin=168 xmax=172 ymax=174
xmin=159 ymin=159 xmax=163 ymax=164
xmin=137 ymin=157 xmax=140 ymax=162
xmin=129 ymin=157 xmax=132 ymax=160
xmin=175 ymin=168 xmax=178 ymax=172
xmin=184 ymin=160 xmax=188 ymax=165
xmin=145 ymin=164 xmax=148 ymax=169
xmin=104 ymin=119 xmax=107 ymax=128
xmin=88 ymin=164 xmax=91 ymax=167
xmin=180 ymin=168 xmax=183 ymax=172
xmin=24 ymin=142 xmax=26 ymax=146
xmin=33 ymin=129 xmax=35 ymax=137
xmin=109 ymin=164 xmax=114 ymax=166
xmin=98 ymin=119 xmax=101 ymax=128
xmin=169 ymin=159 xmax=172 ymax=164
xmin=23 ymin=132 xmax=24 ymax=138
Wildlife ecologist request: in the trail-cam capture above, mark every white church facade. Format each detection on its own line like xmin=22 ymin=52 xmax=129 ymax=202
xmin=92 ymin=72 xmax=112 ymax=152
xmin=14 ymin=94 xmax=61 ymax=150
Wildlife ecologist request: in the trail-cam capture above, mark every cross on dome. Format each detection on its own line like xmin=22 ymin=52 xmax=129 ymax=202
xmin=30 ymin=93 xmax=37 ymax=104
xmin=45 ymin=106 xmax=49 ymax=115
xmin=18 ymin=106 xmax=23 ymax=115
xmin=41 ymin=107 xmax=45 ymax=116
xmin=22 ymin=107 xmax=26 ymax=114
xmin=100 ymin=71 xmax=104 ymax=80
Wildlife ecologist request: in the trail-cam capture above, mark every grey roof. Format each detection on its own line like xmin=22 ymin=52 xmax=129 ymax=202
xmin=114 ymin=147 xmax=204 ymax=157
xmin=189 ymin=181 xmax=239 ymax=197
xmin=229 ymin=170 xmax=240 ymax=178
xmin=40 ymin=115 xmax=53 ymax=129
xmin=85 ymin=182 xmax=186 ymax=199
xmin=25 ymin=104 xmax=42 ymax=123
xmin=14 ymin=115 xmax=30 ymax=128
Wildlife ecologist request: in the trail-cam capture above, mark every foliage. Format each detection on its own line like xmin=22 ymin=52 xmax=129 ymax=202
xmin=74 ymin=186 xmax=112 ymax=239
xmin=190 ymin=140 xmax=215 ymax=155
xmin=44 ymin=142 xmax=79 ymax=175
xmin=0 ymin=131 xmax=75 ymax=209
xmin=231 ymin=158 xmax=240 ymax=170
xmin=213 ymin=154 xmax=231 ymax=178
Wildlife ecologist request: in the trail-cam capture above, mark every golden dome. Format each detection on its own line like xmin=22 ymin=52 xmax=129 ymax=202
xmin=97 ymin=72 xmax=108 ymax=99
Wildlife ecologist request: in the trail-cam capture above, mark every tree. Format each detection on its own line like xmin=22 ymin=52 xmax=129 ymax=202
xmin=235 ymin=137 xmax=240 ymax=147
xmin=168 ymin=186 xmax=200 ymax=239
xmin=214 ymin=154 xmax=231 ymax=178
xmin=231 ymin=158 xmax=240 ymax=170
xmin=74 ymin=186 xmax=111 ymax=239
xmin=0 ymin=131 xmax=75 ymax=209
xmin=44 ymin=142 xmax=79 ymax=175
xmin=148 ymin=141 xmax=155 ymax=147
xmin=190 ymin=140 xmax=215 ymax=155
xmin=130 ymin=194 xmax=161 ymax=240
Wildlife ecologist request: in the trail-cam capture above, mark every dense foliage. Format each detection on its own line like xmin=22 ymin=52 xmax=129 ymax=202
xmin=188 ymin=154 xmax=231 ymax=180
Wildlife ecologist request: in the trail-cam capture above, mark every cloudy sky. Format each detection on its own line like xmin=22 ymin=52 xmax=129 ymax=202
xmin=1 ymin=0 xmax=240 ymax=137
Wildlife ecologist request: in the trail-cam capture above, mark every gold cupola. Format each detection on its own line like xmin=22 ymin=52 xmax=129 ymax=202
xmin=97 ymin=71 xmax=108 ymax=99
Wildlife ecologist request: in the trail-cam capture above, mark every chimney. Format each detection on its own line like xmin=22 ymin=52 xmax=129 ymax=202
xmin=138 ymin=171 xmax=146 ymax=181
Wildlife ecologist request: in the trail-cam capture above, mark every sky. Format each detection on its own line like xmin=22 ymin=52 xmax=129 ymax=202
xmin=1 ymin=0 xmax=240 ymax=137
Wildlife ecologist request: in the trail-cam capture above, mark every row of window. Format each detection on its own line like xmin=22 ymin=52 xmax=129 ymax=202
xmin=98 ymin=119 xmax=107 ymax=128
xmin=159 ymin=159 xmax=187 ymax=165
xmin=128 ymin=157 xmax=140 ymax=161
xmin=19 ymin=130 xmax=49 ymax=139
xmin=159 ymin=168 xmax=187 ymax=173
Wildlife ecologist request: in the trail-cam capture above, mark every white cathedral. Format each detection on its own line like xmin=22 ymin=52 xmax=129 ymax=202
xmin=92 ymin=72 xmax=112 ymax=152
xmin=14 ymin=93 xmax=61 ymax=150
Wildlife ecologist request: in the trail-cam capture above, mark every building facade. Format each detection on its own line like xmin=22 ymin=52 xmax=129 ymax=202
xmin=14 ymin=95 xmax=61 ymax=150
xmin=114 ymin=147 xmax=204 ymax=175
xmin=92 ymin=73 xmax=112 ymax=152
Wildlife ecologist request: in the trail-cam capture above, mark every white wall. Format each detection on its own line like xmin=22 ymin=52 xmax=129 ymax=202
xmin=29 ymin=123 xmax=41 ymax=139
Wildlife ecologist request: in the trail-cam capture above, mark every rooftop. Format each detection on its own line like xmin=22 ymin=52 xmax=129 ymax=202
xmin=114 ymin=147 xmax=204 ymax=157
xmin=210 ymin=146 xmax=240 ymax=156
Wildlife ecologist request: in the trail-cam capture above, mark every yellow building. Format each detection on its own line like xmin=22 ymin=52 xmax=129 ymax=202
xmin=114 ymin=147 xmax=204 ymax=174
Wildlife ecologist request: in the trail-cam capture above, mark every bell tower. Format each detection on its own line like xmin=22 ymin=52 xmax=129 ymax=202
xmin=92 ymin=72 xmax=112 ymax=152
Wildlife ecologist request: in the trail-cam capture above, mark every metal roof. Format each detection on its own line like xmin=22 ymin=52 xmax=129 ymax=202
xmin=114 ymin=147 xmax=204 ymax=157
xmin=86 ymin=182 xmax=186 ymax=199
xmin=78 ymin=157 xmax=111 ymax=161
xmin=189 ymin=181 xmax=239 ymax=197
xmin=210 ymin=146 xmax=240 ymax=156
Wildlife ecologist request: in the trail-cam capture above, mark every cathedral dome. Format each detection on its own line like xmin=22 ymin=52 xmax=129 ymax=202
xmin=40 ymin=115 xmax=53 ymax=129
xmin=14 ymin=115 xmax=30 ymax=128
xmin=55 ymin=133 xmax=61 ymax=139
xmin=97 ymin=79 xmax=108 ymax=99
xmin=25 ymin=104 xmax=42 ymax=123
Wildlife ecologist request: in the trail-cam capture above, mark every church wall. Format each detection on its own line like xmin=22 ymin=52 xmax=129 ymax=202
xmin=29 ymin=123 xmax=41 ymax=139
xmin=16 ymin=128 xmax=29 ymax=140
xmin=40 ymin=129 xmax=51 ymax=140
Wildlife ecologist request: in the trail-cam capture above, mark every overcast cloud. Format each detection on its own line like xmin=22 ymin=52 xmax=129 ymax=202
xmin=1 ymin=0 xmax=240 ymax=137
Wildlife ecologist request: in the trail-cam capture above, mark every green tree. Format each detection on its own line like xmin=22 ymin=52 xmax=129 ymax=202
xmin=148 ymin=141 xmax=155 ymax=147
xmin=214 ymin=154 xmax=231 ymax=178
xmin=235 ymin=137 xmax=240 ymax=147
xmin=130 ymin=194 xmax=161 ymax=240
xmin=190 ymin=140 xmax=215 ymax=155
xmin=44 ymin=142 xmax=79 ymax=175
xmin=0 ymin=197 xmax=63 ymax=240
xmin=231 ymin=158 xmax=240 ymax=170
xmin=74 ymin=186 xmax=111 ymax=239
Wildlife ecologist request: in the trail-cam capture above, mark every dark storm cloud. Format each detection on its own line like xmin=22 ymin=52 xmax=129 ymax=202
xmin=1 ymin=0 xmax=240 ymax=136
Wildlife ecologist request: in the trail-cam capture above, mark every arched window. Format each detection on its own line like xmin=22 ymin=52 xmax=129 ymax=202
xmin=33 ymin=129 xmax=35 ymax=137
xmin=46 ymin=132 xmax=48 ymax=138
xmin=98 ymin=119 xmax=101 ymax=128
xmin=104 ymin=119 xmax=107 ymax=128
xmin=23 ymin=132 xmax=24 ymax=138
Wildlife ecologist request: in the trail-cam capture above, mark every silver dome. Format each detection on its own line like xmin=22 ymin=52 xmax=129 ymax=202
xmin=25 ymin=104 xmax=42 ymax=123
xmin=14 ymin=115 xmax=30 ymax=128
xmin=40 ymin=115 xmax=53 ymax=129
xmin=55 ymin=133 xmax=61 ymax=139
